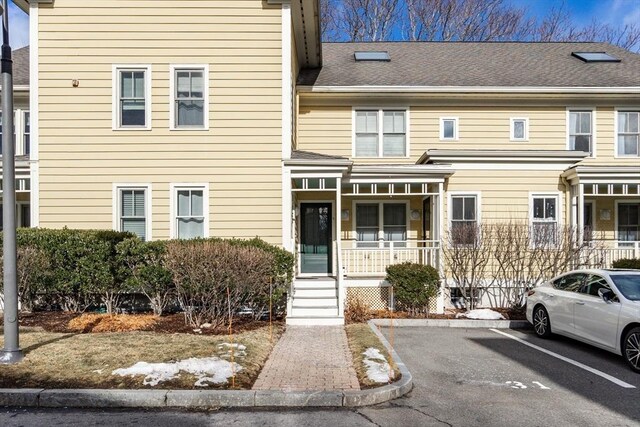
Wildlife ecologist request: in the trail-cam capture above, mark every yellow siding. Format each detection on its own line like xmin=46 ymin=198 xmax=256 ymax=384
xmin=37 ymin=0 xmax=284 ymax=243
xmin=298 ymin=99 xmax=640 ymax=166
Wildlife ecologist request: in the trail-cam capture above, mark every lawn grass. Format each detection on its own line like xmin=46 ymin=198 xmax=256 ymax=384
xmin=0 ymin=324 xmax=283 ymax=390
xmin=344 ymin=323 xmax=400 ymax=389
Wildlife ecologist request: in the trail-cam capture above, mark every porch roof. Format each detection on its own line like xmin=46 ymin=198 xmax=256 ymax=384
xmin=418 ymin=149 xmax=589 ymax=164
xmin=562 ymin=165 xmax=640 ymax=183
xmin=286 ymin=150 xmax=352 ymax=168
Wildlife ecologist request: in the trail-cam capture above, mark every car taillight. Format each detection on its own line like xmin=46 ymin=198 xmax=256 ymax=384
xmin=527 ymin=290 xmax=536 ymax=297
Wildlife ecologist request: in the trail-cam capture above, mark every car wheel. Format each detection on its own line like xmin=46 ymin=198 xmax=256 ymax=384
xmin=623 ymin=327 xmax=640 ymax=373
xmin=533 ymin=306 xmax=552 ymax=338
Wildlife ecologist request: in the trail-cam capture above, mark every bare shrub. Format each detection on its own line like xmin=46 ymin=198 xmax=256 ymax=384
xmin=164 ymin=240 xmax=274 ymax=328
xmin=345 ymin=294 xmax=372 ymax=323
xmin=443 ymin=223 xmax=491 ymax=311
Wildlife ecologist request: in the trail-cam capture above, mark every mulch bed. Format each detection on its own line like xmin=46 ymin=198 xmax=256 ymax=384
xmin=12 ymin=311 xmax=284 ymax=335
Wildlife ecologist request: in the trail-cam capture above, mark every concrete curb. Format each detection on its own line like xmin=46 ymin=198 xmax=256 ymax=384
xmin=371 ymin=318 xmax=531 ymax=329
xmin=0 ymin=323 xmax=414 ymax=409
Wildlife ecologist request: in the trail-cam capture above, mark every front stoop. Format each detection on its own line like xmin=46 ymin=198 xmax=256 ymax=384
xmin=287 ymin=277 xmax=344 ymax=325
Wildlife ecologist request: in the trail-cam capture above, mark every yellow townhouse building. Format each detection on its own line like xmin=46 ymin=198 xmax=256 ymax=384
xmin=14 ymin=0 xmax=640 ymax=325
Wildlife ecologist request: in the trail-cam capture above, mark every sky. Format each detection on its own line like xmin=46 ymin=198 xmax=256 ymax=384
xmin=4 ymin=0 xmax=640 ymax=49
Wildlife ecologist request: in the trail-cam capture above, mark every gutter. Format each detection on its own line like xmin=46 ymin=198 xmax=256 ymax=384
xmin=298 ymin=85 xmax=640 ymax=95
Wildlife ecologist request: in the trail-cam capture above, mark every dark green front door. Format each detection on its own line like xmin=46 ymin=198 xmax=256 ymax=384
xmin=300 ymin=203 xmax=332 ymax=274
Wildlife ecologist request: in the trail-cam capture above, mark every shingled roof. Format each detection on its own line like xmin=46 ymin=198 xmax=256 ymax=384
xmin=11 ymin=46 xmax=29 ymax=87
xmin=298 ymin=42 xmax=640 ymax=88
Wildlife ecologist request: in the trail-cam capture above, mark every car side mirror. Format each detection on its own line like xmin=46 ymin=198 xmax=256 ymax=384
xmin=598 ymin=288 xmax=614 ymax=303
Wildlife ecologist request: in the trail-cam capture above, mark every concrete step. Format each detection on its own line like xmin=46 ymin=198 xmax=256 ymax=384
xmin=290 ymin=305 xmax=340 ymax=317
xmin=286 ymin=316 xmax=345 ymax=326
xmin=293 ymin=278 xmax=337 ymax=289
xmin=294 ymin=287 xmax=338 ymax=298
xmin=291 ymin=296 xmax=338 ymax=307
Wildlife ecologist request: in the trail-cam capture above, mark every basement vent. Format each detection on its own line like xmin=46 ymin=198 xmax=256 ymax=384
xmin=571 ymin=52 xmax=620 ymax=63
xmin=354 ymin=51 xmax=391 ymax=62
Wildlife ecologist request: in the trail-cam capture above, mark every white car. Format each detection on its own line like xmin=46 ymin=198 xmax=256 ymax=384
xmin=526 ymin=269 xmax=640 ymax=373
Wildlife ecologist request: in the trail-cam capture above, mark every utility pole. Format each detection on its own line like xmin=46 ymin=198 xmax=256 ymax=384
xmin=0 ymin=0 xmax=23 ymax=365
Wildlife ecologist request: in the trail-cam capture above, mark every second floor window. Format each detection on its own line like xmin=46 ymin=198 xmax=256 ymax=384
xmin=617 ymin=111 xmax=639 ymax=156
xmin=354 ymin=109 xmax=407 ymax=157
xmin=172 ymin=66 xmax=208 ymax=129
xmin=115 ymin=67 xmax=150 ymax=129
xmin=569 ymin=110 xmax=592 ymax=155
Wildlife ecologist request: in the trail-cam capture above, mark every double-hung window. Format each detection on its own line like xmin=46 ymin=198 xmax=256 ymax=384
xmin=568 ymin=110 xmax=593 ymax=155
xmin=171 ymin=65 xmax=209 ymax=129
xmin=531 ymin=195 xmax=559 ymax=246
xmin=450 ymin=195 xmax=478 ymax=245
xmin=617 ymin=203 xmax=639 ymax=246
xmin=617 ymin=111 xmax=639 ymax=156
xmin=354 ymin=109 xmax=407 ymax=157
xmin=23 ymin=112 xmax=30 ymax=156
xmin=172 ymin=185 xmax=208 ymax=239
xmin=355 ymin=202 xmax=407 ymax=247
xmin=117 ymin=187 xmax=149 ymax=241
xmin=114 ymin=66 xmax=151 ymax=129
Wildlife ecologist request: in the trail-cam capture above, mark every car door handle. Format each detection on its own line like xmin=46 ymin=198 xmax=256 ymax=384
xmin=575 ymin=302 xmax=585 ymax=305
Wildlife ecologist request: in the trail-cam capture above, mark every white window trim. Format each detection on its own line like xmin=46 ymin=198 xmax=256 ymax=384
xmin=614 ymin=199 xmax=640 ymax=247
xmin=613 ymin=107 xmax=640 ymax=158
xmin=112 ymin=183 xmax=153 ymax=241
xmin=351 ymin=200 xmax=410 ymax=248
xmin=112 ymin=64 xmax=152 ymax=131
xmin=169 ymin=64 xmax=210 ymax=131
xmin=352 ymin=107 xmax=410 ymax=158
xmin=169 ymin=183 xmax=210 ymax=239
xmin=529 ymin=192 xmax=562 ymax=247
xmin=439 ymin=117 xmax=459 ymax=141
xmin=566 ymin=107 xmax=596 ymax=158
xmin=447 ymin=191 xmax=481 ymax=243
xmin=510 ymin=117 xmax=529 ymax=142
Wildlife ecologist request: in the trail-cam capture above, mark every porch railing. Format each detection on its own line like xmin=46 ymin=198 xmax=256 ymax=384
xmin=341 ymin=240 xmax=440 ymax=277
xmin=581 ymin=241 xmax=640 ymax=268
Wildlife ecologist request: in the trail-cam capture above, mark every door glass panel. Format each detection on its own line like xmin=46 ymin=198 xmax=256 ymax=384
xmin=300 ymin=204 xmax=332 ymax=274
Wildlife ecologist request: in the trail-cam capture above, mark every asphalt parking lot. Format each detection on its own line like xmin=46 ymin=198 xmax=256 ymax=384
xmin=376 ymin=326 xmax=640 ymax=426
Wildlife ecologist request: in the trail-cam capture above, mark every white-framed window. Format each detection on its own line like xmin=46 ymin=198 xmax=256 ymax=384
xmin=114 ymin=184 xmax=152 ymax=241
xmin=530 ymin=194 xmax=559 ymax=246
xmin=616 ymin=202 xmax=639 ymax=246
xmin=0 ymin=109 xmax=30 ymax=156
xmin=449 ymin=194 xmax=478 ymax=245
xmin=510 ymin=117 xmax=529 ymax=141
xmin=170 ymin=184 xmax=209 ymax=239
xmin=567 ymin=109 xmax=594 ymax=155
xmin=355 ymin=202 xmax=407 ymax=247
xmin=170 ymin=65 xmax=209 ymax=130
xmin=113 ymin=65 xmax=152 ymax=130
xmin=440 ymin=117 xmax=458 ymax=141
xmin=353 ymin=108 xmax=408 ymax=157
xmin=617 ymin=110 xmax=639 ymax=157
xmin=23 ymin=111 xmax=30 ymax=156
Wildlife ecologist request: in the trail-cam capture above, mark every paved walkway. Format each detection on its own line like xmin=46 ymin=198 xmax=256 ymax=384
xmin=253 ymin=326 xmax=360 ymax=391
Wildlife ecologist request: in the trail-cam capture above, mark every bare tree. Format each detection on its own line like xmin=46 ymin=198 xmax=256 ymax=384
xmin=336 ymin=0 xmax=402 ymax=42
xmin=404 ymin=0 xmax=532 ymax=42
xmin=320 ymin=0 xmax=342 ymax=42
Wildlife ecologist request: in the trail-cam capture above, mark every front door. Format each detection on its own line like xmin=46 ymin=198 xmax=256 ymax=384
xmin=300 ymin=203 xmax=332 ymax=275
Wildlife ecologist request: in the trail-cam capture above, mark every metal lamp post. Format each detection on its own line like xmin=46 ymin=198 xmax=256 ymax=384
xmin=0 ymin=0 xmax=23 ymax=365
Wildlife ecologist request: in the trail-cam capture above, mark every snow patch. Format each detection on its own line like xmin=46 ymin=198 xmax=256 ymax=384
xmin=456 ymin=309 xmax=505 ymax=320
xmin=112 ymin=356 xmax=242 ymax=387
xmin=362 ymin=347 xmax=393 ymax=383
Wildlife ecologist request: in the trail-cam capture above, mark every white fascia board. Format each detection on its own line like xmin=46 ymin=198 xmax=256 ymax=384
xmin=297 ymin=85 xmax=640 ymax=94
xmin=15 ymin=0 xmax=54 ymax=14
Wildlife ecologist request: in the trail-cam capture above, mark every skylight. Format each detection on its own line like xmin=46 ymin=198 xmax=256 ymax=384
xmin=354 ymin=51 xmax=390 ymax=62
xmin=571 ymin=52 xmax=620 ymax=63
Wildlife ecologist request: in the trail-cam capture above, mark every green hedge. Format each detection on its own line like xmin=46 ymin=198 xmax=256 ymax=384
xmin=612 ymin=258 xmax=640 ymax=270
xmin=386 ymin=262 xmax=440 ymax=316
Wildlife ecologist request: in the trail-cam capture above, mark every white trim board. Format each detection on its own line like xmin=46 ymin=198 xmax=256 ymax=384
xmin=29 ymin=2 xmax=39 ymax=227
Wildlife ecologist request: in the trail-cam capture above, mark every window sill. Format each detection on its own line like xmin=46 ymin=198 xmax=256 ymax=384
xmin=169 ymin=126 xmax=210 ymax=132
xmin=113 ymin=127 xmax=152 ymax=132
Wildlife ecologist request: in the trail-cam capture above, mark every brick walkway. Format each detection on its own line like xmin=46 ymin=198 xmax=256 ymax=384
xmin=253 ymin=326 xmax=360 ymax=391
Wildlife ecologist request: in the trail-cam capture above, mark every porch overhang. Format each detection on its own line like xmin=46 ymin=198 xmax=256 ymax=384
xmin=562 ymin=165 xmax=640 ymax=196
xmin=419 ymin=149 xmax=589 ymax=166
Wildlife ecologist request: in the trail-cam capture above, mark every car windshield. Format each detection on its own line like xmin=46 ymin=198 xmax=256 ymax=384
xmin=610 ymin=274 xmax=640 ymax=301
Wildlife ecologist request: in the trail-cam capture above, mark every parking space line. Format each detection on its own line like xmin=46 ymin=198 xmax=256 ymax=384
xmin=490 ymin=329 xmax=636 ymax=389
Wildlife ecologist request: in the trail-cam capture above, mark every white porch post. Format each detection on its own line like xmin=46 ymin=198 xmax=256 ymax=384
xmin=436 ymin=182 xmax=445 ymax=314
xmin=578 ymin=183 xmax=585 ymax=245
xmin=336 ymin=177 xmax=345 ymax=318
